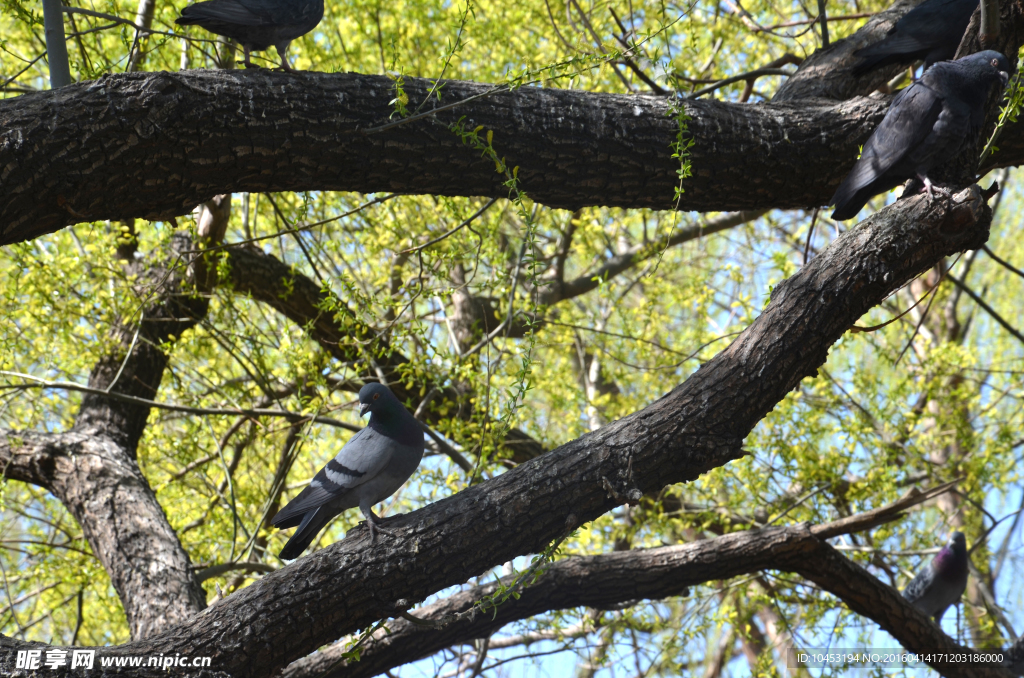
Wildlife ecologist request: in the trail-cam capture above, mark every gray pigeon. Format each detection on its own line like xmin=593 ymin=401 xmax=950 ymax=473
xmin=902 ymin=531 xmax=969 ymax=622
xmin=175 ymin=0 xmax=324 ymax=71
xmin=272 ymin=383 xmax=424 ymax=559
xmin=852 ymin=0 xmax=979 ymax=77
xmin=830 ymin=50 xmax=1010 ymax=221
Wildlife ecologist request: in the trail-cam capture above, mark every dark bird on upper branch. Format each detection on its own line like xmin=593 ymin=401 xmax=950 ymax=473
xmin=902 ymin=531 xmax=969 ymax=622
xmin=272 ymin=383 xmax=424 ymax=559
xmin=1004 ymin=638 xmax=1024 ymax=676
xmin=852 ymin=0 xmax=979 ymax=77
xmin=830 ymin=50 xmax=1010 ymax=221
xmin=175 ymin=0 xmax=324 ymax=71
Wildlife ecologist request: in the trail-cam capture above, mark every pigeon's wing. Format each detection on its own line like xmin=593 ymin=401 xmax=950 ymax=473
xmin=843 ymin=84 xmax=944 ymax=192
xmin=830 ymin=84 xmax=944 ymax=218
xmin=868 ymin=84 xmax=945 ymax=171
xmin=177 ymin=0 xmax=269 ymax=25
xmin=898 ymin=0 xmax=977 ymax=38
xmin=902 ymin=565 xmax=934 ymax=604
xmin=852 ymin=33 xmax=933 ymax=76
xmin=271 ymin=426 xmax=395 ymax=527
xmin=235 ymin=0 xmax=311 ymax=24
xmin=855 ymin=33 xmax=930 ymax=62
xmin=852 ymin=0 xmax=977 ymax=73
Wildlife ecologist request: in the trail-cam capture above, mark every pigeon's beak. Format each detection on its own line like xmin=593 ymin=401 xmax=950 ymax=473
xmin=1000 ymin=70 xmax=1010 ymax=86
xmin=359 ymin=402 xmax=370 ymax=417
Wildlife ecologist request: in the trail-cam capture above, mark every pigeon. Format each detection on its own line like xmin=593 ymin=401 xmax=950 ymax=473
xmin=272 ymin=383 xmax=424 ymax=559
xmin=1004 ymin=637 xmax=1024 ymax=676
xmin=852 ymin=0 xmax=979 ymax=77
xmin=175 ymin=0 xmax=324 ymax=71
xmin=830 ymin=50 xmax=1010 ymax=221
xmin=902 ymin=531 xmax=969 ymax=622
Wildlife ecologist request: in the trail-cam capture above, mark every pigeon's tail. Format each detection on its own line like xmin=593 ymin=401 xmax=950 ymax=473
xmin=851 ymin=35 xmax=928 ymax=77
xmin=851 ymin=51 xmax=894 ymax=77
xmin=278 ymin=507 xmax=329 ymax=560
xmin=174 ymin=6 xmax=204 ymax=25
xmin=830 ymin=183 xmax=874 ymax=221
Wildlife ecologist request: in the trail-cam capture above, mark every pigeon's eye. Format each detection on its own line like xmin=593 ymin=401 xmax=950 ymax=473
xmin=373 ymin=393 xmax=380 ymax=400
xmin=992 ymin=59 xmax=999 ymax=67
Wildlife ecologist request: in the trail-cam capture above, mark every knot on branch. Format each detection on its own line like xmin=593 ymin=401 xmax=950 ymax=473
xmin=601 ymin=475 xmax=643 ymax=506
xmin=933 ymin=184 xmax=990 ymax=241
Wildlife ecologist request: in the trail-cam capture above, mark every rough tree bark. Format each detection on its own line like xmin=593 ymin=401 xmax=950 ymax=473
xmin=278 ymin=495 xmax=1004 ymax=678
xmin=4 ymin=0 xmax=1022 ymax=245
xmin=0 ymin=72 xmax=887 ymax=244
xmin=0 ymin=232 xmax=209 ymax=639
xmin=0 ymin=181 xmax=997 ymax=677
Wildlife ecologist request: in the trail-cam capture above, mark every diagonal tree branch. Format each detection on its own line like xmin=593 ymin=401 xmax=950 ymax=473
xmin=0 ymin=179 xmax=995 ymax=677
xmin=539 ymin=209 xmax=767 ymax=305
xmin=280 ymin=484 xmax=965 ymax=678
xmin=220 ymin=245 xmax=547 ymax=461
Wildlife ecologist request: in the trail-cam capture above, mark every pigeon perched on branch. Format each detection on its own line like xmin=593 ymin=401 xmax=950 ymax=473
xmin=852 ymin=0 xmax=980 ymax=77
xmin=272 ymin=383 xmax=424 ymax=560
xmin=830 ymin=50 xmax=1010 ymax=221
xmin=902 ymin=531 xmax=969 ymax=622
xmin=175 ymin=0 xmax=324 ymax=71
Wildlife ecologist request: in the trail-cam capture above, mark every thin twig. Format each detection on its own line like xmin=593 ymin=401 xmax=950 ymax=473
xmin=181 ymin=194 xmax=399 ymax=256
xmin=688 ymin=67 xmax=794 ymax=98
xmin=401 ymin=198 xmax=498 ymax=254
xmin=360 ymin=85 xmax=506 ymax=134
xmin=0 ymin=52 xmax=46 ymax=90
xmin=982 ymin=244 xmax=1024 ymax=281
xmin=61 ymin=6 xmax=219 ymax=43
xmin=0 ymin=370 xmax=361 ymax=431
xmin=763 ymin=12 xmax=873 ymax=29
xmin=948 ymin=275 xmax=1024 ymax=346
xmin=851 ymin=254 xmax=960 ymax=333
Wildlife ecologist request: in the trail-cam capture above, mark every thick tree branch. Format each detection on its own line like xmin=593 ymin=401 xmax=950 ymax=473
xmin=220 ymin=245 xmax=546 ymax=461
xmin=0 ymin=71 xmax=891 ymax=244
xmin=0 ymin=430 xmax=62 ymax=488
xmin=280 ymin=484 xmax=964 ymax=678
xmin=773 ymin=0 xmax=922 ymax=102
xmin=3 ymin=0 xmax=1024 ymax=245
xmin=0 ymin=428 xmax=207 ymax=641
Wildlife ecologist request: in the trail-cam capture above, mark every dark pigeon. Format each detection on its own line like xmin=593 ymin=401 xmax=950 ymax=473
xmin=272 ymin=383 xmax=424 ymax=559
xmin=1004 ymin=637 xmax=1024 ymax=676
xmin=852 ymin=0 xmax=979 ymax=77
xmin=175 ymin=0 xmax=324 ymax=71
xmin=902 ymin=531 xmax=969 ymax=622
xmin=830 ymin=50 xmax=1010 ymax=221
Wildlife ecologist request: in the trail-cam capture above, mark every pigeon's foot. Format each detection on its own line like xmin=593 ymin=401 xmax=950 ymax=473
xmin=275 ymin=42 xmax=297 ymax=73
xmin=364 ymin=510 xmax=397 ymax=543
xmin=918 ymin=175 xmax=952 ymax=201
xmin=241 ymin=46 xmax=258 ymax=70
